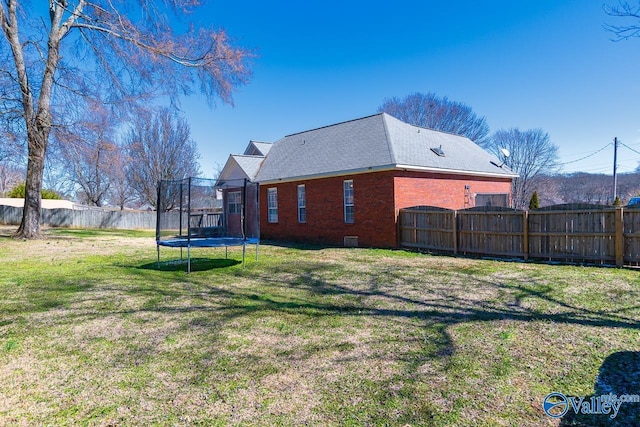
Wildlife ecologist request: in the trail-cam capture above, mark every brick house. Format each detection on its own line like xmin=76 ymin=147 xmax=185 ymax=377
xmin=219 ymin=113 xmax=517 ymax=248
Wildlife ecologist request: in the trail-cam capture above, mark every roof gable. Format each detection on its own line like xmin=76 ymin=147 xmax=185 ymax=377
xmin=243 ymin=141 xmax=272 ymax=156
xmin=217 ymin=154 xmax=264 ymax=185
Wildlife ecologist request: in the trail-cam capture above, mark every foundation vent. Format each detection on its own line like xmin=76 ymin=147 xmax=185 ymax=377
xmin=344 ymin=236 xmax=359 ymax=247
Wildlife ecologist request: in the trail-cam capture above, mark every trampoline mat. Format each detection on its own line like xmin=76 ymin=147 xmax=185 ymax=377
xmin=157 ymin=237 xmax=259 ymax=248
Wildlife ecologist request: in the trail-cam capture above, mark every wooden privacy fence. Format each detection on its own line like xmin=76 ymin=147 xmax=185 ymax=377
xmin=399 ymin=204 xmax=640 ymax=267
xmin=0 ymin=205 xmax=159 ymax=230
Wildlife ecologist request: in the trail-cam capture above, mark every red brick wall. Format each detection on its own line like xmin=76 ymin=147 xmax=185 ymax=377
xmin=394 ymin=171 xmax=512 ymax=210
xmin=260 ymin=172 xmax=397 ymax=247
xmin=259 ymin=170 xmax=513 ymax=247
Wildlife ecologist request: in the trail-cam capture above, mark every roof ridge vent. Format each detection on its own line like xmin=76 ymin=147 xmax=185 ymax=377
xmin=430 ymin=145 xmax=445 ymax=157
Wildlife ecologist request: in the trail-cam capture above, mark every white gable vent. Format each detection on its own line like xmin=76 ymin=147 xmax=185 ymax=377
xmin=430 ymin=145 xmax=445 ymax=157
xmin=344 ymin=236 xmax=359 ymax=247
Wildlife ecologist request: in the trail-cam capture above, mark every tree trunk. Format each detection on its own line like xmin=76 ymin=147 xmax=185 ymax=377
xmin=16 ymin=128 xmax=48 ymax=239
xmin=10 ymin=1 xmax=63 ymax=239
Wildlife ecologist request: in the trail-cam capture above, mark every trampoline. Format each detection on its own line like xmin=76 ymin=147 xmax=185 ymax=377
xmin=156 ymin=177 xmax=260 ymax=272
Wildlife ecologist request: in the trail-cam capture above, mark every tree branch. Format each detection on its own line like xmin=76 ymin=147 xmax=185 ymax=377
xmin=604 ymin=1 xmax=640 ymax=40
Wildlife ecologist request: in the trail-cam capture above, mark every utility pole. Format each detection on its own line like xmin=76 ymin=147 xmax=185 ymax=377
xmin=613 ymin=137 xmax=619 ymax=203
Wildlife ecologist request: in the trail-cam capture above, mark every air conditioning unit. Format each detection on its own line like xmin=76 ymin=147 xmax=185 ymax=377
xmin=344 ymin=236 xmax=359 ymax=247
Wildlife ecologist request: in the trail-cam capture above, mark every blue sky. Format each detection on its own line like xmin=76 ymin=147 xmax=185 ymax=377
xmin=180 ymin=0 xmax=640 ymax=176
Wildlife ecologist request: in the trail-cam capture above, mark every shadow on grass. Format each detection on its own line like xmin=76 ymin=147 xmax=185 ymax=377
xmin=96 ymin=258 xmax=640 ymax=375
xmin=559 ymin=351 xmax=640 ymax=426
xmin=40 ymin=257 xmax=640 ymax=356
xmin=247 ymin=261 xmax=640 ymax=331
xmin=6 ymin=251 xmax=639 ymax=423
xmin=46 ymin=228 xmax=154 ymax=239
xmin=9 ymin=256 xmax=640 ymax=348
xmin=261 ymin=240 xmax=336 ymax=251
xmin=0 ymin=227 xmax=15 ymax=238
xmin=139 ymin=258 xmax=241 ymax=272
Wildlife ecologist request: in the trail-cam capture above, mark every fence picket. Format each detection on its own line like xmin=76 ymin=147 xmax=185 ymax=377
xmin=399 ymin=204 xmax=636 ymax=266
xmin=0 ymin=205 xmax=158 ymax=230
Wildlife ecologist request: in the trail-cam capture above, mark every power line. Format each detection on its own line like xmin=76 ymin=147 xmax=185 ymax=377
xmin=563 ymin=161 xmax=637 ymax=174
xmin=621 ymin=142 xmax=640 ymax=156
xmin=624 ymin=140 xmax=640 ymax=147
xmin=558 ymin=142 xmax=612 ymax=165
xmin=562 ymin=147 xmax=613 ymax=156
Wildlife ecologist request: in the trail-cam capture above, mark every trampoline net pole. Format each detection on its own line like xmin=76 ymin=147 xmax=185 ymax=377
xmin=155 ymin=182 xmax=161 ymax=243
xmin=187 ymin=177 xmax=192 ymax=243
xmin=242 ymin=178 xmax=247 ymax=241
xmin=178 ymin=182 xmax=184 ymax=238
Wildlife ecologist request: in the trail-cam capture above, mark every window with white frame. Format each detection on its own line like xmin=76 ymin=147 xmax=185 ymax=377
xmin=343 ymin=180 xmax=354 ymax=223
xmin=267 ymin=188 xmax=278 ymax=223
xmin=228 ymin=191 xmax=241 ymax=214
xmin=297 ymin=185 xmax=306 ymax=223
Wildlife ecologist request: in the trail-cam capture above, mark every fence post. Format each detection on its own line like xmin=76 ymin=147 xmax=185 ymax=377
xmin=412 ymin=211 xmax=417 ymax=246
xmin=452 ymin=210 xmax=458 ymax=255
xmin=615 ymin=207 xmax=624 ymax=267
xmin=523 ymin=210 xmax=529 ymax=260
xmin=396 ymin=209 xmax=400 ymax=248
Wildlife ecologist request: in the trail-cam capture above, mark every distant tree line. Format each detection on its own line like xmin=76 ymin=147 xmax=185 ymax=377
xmin=531 ymin=172 xmax=640 ymax=207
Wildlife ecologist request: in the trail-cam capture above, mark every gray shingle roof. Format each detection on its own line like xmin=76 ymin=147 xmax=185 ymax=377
xmin=218 ymin=154 xmax=265 ymax=185
xmin=256 ymin=113 xmax=517 ymax=183
xmin=243 ymin=141 xmax=272 ymax=157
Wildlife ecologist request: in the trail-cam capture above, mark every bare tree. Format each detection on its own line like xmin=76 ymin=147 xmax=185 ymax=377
xmin=57 ymin=103 xmax=117 ymax=206
xmin=0 ymin=127 xmax=22 ymax=196
xmin=485 ymin=128 xmax=559 ymax=209
xmin=106 ymin=144 xmax=135 ymax=210
xmin=378 ymin=92 xmax=490 ymax=147
xmin=604 ymin=1 xmax=640 ymax=40
xmin=617 ymin=172 xmax=640 ymax=200
xmin=529 ymin=174 xmax=564 ymax=207
xmin=0 ymin=1 xmax=252 ymax=238
xmin=0 ymin=162 xmax=21 ymax=196
xmin=124 ymin=108 xmax=200 ymax=209
xmin=526 ymin=172 xmax=640 ymax=206
xmin=557 ymin=173 xmax=611 ymax=205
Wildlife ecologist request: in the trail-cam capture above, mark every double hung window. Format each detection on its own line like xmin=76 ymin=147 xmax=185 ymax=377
xmin=267 ymin=188 xmax=278 ymax=223
xmin=344 ymin=180 xmax=354 ymax=223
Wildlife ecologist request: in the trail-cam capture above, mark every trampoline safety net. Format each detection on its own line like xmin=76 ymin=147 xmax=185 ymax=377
xmin=156 ymin=177 xmax=260 ymax=270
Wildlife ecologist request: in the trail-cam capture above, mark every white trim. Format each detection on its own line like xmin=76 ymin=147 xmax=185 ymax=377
xmin=257 ymin=164 xmax=517 ymax=185
xmin=394 ymin=164 xmax=519 ymax=179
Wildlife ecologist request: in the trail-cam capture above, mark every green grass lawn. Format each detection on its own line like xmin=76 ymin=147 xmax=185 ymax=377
xmin=0 ymin=227 xmax=639 ymax=426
